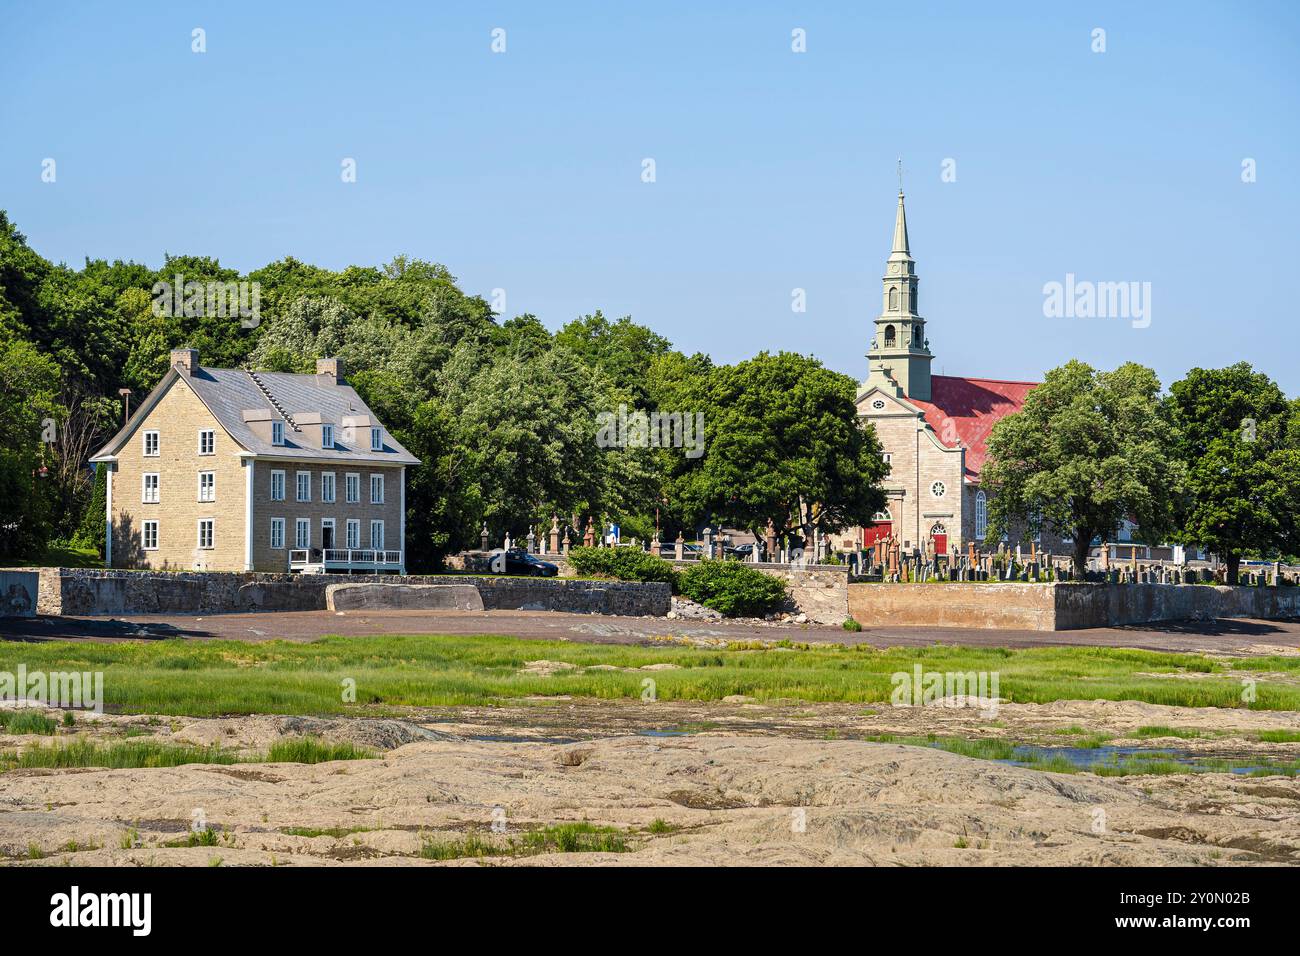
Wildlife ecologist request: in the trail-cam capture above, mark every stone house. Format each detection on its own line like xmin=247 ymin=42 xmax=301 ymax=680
xmin=89 ymin=350 xmax=419 ymax=573
xmin=850 ymin=190 xmax=1068 ymax=560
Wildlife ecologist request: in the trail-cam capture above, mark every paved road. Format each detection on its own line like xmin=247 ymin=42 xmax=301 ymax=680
xmin=2 ymin=609 xmax=1298 ymax=656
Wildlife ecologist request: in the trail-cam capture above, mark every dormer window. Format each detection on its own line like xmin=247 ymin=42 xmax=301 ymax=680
xmin=370 ymin=427 xmax=382 ymax=452
xmin=322 ymin=424 xmax=334 ymax=449
xmin=272 ymin=421 xmax=285 ymax=446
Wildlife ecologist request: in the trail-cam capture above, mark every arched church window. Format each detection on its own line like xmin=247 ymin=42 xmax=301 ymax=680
xmin=910 ymin=285 xmax=917 ymax=312
xmin=889 ymin=288 xmax=898 ymax=310
xmin=884 ymin=324 xmax=896 ymax=347
xmin=930 ymin=522 xmax=947 ymax=536
xmin=975 ymin=491 xmax=987 ymax=540
xmin=873 ymin=508 xmax=892 ymax=522
xmin=914 ymin=326 xmax=923 ymax=345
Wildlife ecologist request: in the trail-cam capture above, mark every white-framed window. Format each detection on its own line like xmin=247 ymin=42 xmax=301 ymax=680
xmin=370 ymin=473 xmax=384 ymax=504
xmin=198 ymin=471 xmax=215 ymax=502
xmin=270 ymin=517 xmax=285 ymax=550
xmin=370 ymin=519 xmax=385 ymax=550
xmin=142 ymin=430 xmax=159 ymax=457
xmin=974 ymin=490 xmax=987 ymax=540
xmin=321 ymin=472 xmax=336 ymax=503
xmin=931 ymin=480 xmax=946 ymax=499
xmin=345 ymin=473 xmax=360 ymax=503
xmin=346 ymin=519 xmax=360 ymax=549
xmin=322 ymin=424 xmax=334 ymax=449
xmin=142 ymin=520 xmax=158 ymax=551
xmin=882 ymin=452 xmax=892 ymax=475
xmin=197 ymin=519 xmax=214 ymax=549
xmin=198 ymin=429 xmax=215 ymax=455
xmin=370 ymin=427 xmax=383 ymax=451
xmin=142 ymin=473 xmax=160 ymax=503
xmin=295 ymin=518 xmax=310 ymax=550
xmin=272 ymin=420 xmax=285 ymax=446
xmin=270 ymin=469 xmax=285 ymax=501
xmin=296 ymin=471 xmax=311 ymax=502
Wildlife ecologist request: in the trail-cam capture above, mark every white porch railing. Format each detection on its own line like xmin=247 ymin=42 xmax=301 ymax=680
xmin=289 ymin=549 xmax=402 ymax=571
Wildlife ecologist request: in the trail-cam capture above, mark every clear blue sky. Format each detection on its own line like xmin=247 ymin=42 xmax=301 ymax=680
xmin=3 ymin=1 xmax=1298 ymax=392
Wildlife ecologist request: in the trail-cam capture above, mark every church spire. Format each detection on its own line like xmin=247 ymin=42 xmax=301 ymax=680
xmin=891 ymin=158 xmax=910 ymax=256
xmin=891 ymin=189 xmax=911 ymax=257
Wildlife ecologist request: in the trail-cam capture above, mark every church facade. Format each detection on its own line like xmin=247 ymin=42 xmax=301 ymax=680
xmin=848 ymin=190 xmax=1063 ymax=560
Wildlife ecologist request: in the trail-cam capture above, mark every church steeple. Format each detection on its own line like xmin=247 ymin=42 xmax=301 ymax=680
xmin=866 ymin=179 xmax=933 ymax=401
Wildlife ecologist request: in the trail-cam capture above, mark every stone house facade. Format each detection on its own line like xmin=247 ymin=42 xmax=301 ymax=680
xmin=90 ymin=350 xmax=418 ymax=573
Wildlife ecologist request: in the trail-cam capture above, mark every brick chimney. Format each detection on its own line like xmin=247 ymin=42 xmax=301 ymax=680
xmin=171 ymin=348 xmax=199 ymax=376
xmin=316 ymin=357 xmax=344 ymax=383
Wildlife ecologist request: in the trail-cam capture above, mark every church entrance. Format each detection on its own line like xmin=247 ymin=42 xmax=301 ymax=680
xmin=863 ymin=509 xmax=892 ymax=550
xmin=930 ymin=522 xmax=948 ymax=556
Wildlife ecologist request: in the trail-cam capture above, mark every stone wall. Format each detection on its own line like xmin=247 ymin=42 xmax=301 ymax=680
xmin=34 ymin=568 xmax=670 ymax=618
xmin=849 ymin=581 xmax=1300 ymax=631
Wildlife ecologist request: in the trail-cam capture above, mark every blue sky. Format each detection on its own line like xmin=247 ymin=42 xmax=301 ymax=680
xmin=3 ymin=1 xmax=1298 ymax=391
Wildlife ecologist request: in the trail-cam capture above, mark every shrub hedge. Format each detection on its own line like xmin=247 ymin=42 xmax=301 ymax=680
xmin=678 ymin=559 xmax=788 ymax=617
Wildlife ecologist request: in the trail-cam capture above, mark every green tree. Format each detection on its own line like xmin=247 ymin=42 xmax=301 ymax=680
xmin=679 ymin=352 xmax=887 ymax=548
xmin=1166 ymin=363 xmax=1300 ymax=583
xmin=982 ymin=360 xmax=1183 ymax=576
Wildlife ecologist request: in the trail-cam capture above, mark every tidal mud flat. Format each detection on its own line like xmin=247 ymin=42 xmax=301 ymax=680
xmin=2 ymin=698 xmax=1298 ymax=867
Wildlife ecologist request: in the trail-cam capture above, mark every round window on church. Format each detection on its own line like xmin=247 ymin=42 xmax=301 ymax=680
xmin=931 ymin=481 xmax=946 ymax=498
xmin=871 ymin=399 xmax=885 ymax=410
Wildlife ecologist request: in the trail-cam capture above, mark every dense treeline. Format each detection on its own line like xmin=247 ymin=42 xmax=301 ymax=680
xmin=0 ymin=211 xmax=886 ymax=570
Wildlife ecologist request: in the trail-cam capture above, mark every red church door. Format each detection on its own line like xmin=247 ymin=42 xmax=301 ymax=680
xmin=863 ymin=522 xmax=892 ymax=549
xmin=930 ymin=523 xmax=948 ymax=556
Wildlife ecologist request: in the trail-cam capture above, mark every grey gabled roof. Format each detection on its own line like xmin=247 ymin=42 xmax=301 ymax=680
xmin=91 ymin=366 xmax=420 ymax=466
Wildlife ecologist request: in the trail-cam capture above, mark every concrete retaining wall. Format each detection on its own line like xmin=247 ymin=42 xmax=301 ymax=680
xmin=0 ymin=571 xmax=39 ymax=617
xmin=849 ymin=581 xmax=1300 ymax=631
xmin=325 ymin=583 xmax=484 ymax=612
xmin=34 ymin=568 xmax=670 ymax=618
xmin=850 ymin=583 xmax=1055 ymax=630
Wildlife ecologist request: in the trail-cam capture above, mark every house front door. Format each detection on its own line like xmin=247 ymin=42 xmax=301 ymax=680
xmin=321 ymin=521 xmax=335 ymax=551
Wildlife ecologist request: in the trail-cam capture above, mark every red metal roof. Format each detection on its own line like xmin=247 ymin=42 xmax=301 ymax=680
xmin=907 ymin=375 xmax=1037 ymax=480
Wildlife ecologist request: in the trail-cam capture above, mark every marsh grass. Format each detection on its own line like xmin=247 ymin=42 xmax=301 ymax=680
xmin=420 ymin=822 xmax=631 ymax=860
xmin=0 ymin=711 xmax=58 ymax=735
xmin=1132 ymin=725 xmax=1204 ymax=740
xmin=1 ymin=736 xmax=374 ymax=772
xmin=0 ymin=635 xmax=1290 ymax=716
xmin=1256 ymin=729 xmax=1300 ymax=743
xmin=7 ymin=739 xmax=240 ymax=770
xmin=265 ymin=737 xmax=373 ymax=764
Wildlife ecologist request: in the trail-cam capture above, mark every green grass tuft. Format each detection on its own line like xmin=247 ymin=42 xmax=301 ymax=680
xmin=265 ymin=737 xmax=373 ymax=764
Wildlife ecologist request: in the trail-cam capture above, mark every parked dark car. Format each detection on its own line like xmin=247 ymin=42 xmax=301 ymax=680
xmin=492 ymin=548 xmax=559 ymax=577
xmin=730 ymin=542 xmax=767 ymax=561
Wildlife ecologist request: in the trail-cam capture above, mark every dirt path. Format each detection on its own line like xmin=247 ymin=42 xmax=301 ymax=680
xmin=4 ymin=610 xmax=1299 ymax=657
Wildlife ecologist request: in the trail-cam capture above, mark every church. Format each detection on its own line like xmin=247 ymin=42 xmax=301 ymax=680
xmin=849 ymin=188 xmax=1061 ymax=560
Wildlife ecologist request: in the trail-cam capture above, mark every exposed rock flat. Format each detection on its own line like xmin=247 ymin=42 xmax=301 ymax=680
xmin=2 ymin=733 xmax=1297 ymax=866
